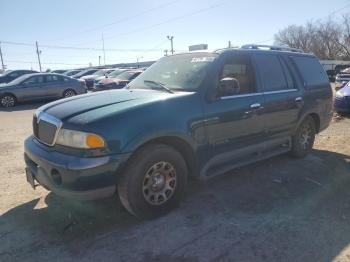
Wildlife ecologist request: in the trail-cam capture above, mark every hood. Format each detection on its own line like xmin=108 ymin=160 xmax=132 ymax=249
xmin=37 ymin=89 xmax=184 ymax=121
xmin=81 ymin=74 xmax=100 ymax=80
xmin=99 ymin=77 xmax=127 ymax=85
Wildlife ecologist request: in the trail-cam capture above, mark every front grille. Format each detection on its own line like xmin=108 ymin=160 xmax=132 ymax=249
xmin=33 ymin=113 xmax=61 ymax=146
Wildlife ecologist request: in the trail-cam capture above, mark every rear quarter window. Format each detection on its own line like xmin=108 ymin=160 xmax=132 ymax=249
xmin=291 ymin=56 xmax=329 ymax=87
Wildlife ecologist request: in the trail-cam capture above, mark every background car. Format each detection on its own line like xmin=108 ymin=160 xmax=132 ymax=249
xmin=62 ymin=69 xmax=82 ymax=77
xmin=0 ymin=73 xmax=86 ymax=107
xmin=71 ymin=68 xmax=99 ymax=79
xmin=80 ymin=68 xmax=115 ymax=89
xmin=51 ymin=69 xmax=68 ymax=74
xmin=334 ymin=81 xmax=350 ymax=114
xmin=91 ymin=68 xmax=128 ymax=89
xmin=0 ymin=69 xmax=38 ymax=84
xmin=93 ymin=69 xmax=143 ymax=91
xmin=335 ymin=67 xmax=350 ymax=90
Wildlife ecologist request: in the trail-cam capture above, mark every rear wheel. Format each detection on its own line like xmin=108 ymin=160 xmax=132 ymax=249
xmin=62 ymin=89 xmax=76 ymax=98
xmin=0 ymin=94 xmax=16 ymax=107
xmin=290 ymin=116 xmax=316 ymax=158
xmin=118 ymin=144 xmax=187 ymax=219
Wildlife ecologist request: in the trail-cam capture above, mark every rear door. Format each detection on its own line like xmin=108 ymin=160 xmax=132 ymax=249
xmin=45 ymin=74 xmax=66 ymax=97
xmin=254 ymin=53 xmax=303 ymax=138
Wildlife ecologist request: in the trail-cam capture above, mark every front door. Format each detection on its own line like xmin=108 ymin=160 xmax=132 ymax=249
xmin=17 ymin=75 xmax=46 ymax=101
xmin=201 ymin=53 xmax=266 ymax=177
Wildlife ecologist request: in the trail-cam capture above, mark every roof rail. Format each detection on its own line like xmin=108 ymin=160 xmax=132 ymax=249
xmin=241 ymin=44 xmax=304 ymax=53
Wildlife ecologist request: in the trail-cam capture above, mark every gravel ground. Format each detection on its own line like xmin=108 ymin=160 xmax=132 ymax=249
xmin=0 ymin=102 xmax=349 ymax=262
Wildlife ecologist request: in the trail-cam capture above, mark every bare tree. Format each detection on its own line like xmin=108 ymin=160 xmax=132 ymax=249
xmin=274 ymin=13 xmax=350 ymax=60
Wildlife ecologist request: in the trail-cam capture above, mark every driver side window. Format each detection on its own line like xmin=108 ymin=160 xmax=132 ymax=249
xmin=218 ymin=55 xmax=257 ymax=97
xmin=22 ymin=76 xmax=44 ymax=86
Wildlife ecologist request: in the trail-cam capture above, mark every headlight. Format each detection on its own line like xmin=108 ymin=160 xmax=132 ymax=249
xmin=56 ymin=129 xmax=105 ymax=149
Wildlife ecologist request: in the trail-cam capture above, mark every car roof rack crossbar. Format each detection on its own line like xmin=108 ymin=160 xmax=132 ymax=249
xmin=241 ymin=44 xmax=304 ymax=53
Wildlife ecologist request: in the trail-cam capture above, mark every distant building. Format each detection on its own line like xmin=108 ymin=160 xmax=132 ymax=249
xmin=189 ymin=44 xmax=208 ymax=51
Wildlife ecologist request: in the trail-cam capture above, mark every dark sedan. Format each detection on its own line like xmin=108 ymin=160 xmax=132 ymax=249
xmin=63 ymin=69 xmax=82 ymax=77
xmin=0 ymin=73 xmax=87 ymax=107
xmin=71 ymin=69 xmax=99 ymax=79
xmin=0 ymin=69 xmax=38 ymax=84
xmin=334 ymin=81 xmax=350 ymax=114
xmin=93 ymin=70 xmax=143 ymax=91
xmin=80 ymin=68 xmax=115 ymax=89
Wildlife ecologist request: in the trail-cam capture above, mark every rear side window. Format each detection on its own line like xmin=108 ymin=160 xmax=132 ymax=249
xmin=291 ymin=56 xmax=329 ymax=87
xmin=46 ymin=75 xmax=63 ymax=82
xmin=255 ymin=54 xmax=290 ymax=91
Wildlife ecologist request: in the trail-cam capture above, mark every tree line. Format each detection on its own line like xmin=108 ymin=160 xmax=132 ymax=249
xmin=274 ymin=14 xmax=350 ymax=60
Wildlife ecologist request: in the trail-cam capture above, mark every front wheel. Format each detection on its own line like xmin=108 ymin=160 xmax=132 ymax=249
xmin=118 ymin=144 xmax=187 ymax=219
xmin=62 ymin=89 xmax=76 ymax=98
xmin=1 ymin=94 xmax=16 ymax=107
xmin=290 ymin=116 xmax=316 ymax=158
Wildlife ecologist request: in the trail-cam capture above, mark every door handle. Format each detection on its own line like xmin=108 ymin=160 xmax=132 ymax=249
xmin=250 ymin=103 xmax=262 ymax=110
xmin=295 ymin=97 xmax=303 ymax=103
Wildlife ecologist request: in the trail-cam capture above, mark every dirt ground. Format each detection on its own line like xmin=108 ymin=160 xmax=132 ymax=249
xmin=0 ymin=101 xmax=350 ymax=262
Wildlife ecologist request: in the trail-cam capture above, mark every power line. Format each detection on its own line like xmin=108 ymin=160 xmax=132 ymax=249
xmin=320 ymin=2 xmax=350 ymax=20
xmin=78 ymin=1 xmax=230 ymax=45
xmin=0 ymin=41 xmax=169 ymax=52
xmin=44 ymin=0 xmax=180 ymax=43
xmin=5 ymin=59 xmax=91 ymax=66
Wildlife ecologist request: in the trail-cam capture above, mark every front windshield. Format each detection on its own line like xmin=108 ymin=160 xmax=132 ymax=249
xmin=341 ymin=67 xmax=350 ymax=73
xmin=93 ymin=69 xmax=109 ymax=76
xmin=114 ymin=71 xmax=138 ymax=80
xmin=128 ymin=53 xmax=217 ymax=91
xmin=107 ymin=69 xmax=125 ymax=77
xmin=6 ymin=74 xmax=29 ymax=85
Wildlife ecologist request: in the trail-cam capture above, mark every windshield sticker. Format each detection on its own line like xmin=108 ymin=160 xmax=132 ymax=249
xmin=191 ymin=57 xmax=215 ymax=63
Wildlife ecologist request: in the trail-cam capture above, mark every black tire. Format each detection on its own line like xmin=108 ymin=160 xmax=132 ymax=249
xmin=118 ymin=143 xmax=187 ymax=219
xmin=290 ymin=116 xmax=316 ymax=158
xmin=62 ymin=89 xmax=76 ymax=98
xmin=0 ymin=94 xmax=16 ymax=108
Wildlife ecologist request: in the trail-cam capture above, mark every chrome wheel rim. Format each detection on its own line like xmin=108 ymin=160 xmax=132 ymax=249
xmin=142 ymin=161 xmax=177 ymax=205
xmin=64 ymin=90 xmax=75 ymax=97
xmin=1 ymin=96 xmax=15 ymax=107
xmin=299 ymin=124 xmax=312 ymax=150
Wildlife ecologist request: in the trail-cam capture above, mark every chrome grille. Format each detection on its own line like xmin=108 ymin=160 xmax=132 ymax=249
xmin=33 ymin=112 xmax=62 ymax=146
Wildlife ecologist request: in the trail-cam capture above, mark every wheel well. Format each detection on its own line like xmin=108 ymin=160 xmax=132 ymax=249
xmin=140 ymin=136 xmax=197 ymax=178
xmin=1 ymin=93 xmax=17 ymax=101
xmin=309 ymin=113 xmax=320 ymax=133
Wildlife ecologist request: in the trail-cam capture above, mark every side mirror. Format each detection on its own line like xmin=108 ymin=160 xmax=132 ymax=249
xmin=217 ymin=77 xmax=240 ymax=97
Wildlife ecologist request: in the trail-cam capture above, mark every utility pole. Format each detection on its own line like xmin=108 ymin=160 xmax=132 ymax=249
xmin=36 ymin=41 xmax=42 ymax=72
xmin=167 ymin=36 xmax=174 ymax=54
xmin=99 ymin=56 xmax=101 ymax=66
xmin=228 ymin=41 xmax=232 ymax=48
xmin=0 ymin=42 xmax=5 ymax=72
xmin=136 ymin=56 xmax=143 ymax=68
xmin=102 ymin=33 xmax=106 ymax=66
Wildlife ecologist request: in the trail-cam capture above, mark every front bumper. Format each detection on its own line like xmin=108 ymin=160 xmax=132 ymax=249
xmin=24 ymin=136 xmax=131 ymax=200
xmin=334 ymin=96 xmax=350 ymax=113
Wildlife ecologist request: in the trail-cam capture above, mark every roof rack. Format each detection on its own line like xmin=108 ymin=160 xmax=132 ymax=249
xmin=241 ymin=44 xmax=304 ymax=53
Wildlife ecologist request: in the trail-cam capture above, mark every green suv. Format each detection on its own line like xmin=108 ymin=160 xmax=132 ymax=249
xmin=24 ymin=45 xmax=333 ymax=219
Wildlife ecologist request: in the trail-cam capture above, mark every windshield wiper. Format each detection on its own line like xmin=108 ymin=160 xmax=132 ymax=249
xmin=143 ymin=80 xmax=174 ymax=94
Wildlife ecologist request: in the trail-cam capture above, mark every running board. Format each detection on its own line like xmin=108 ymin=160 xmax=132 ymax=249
xmin=200 ymin=137 xmax=291 ymax=179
